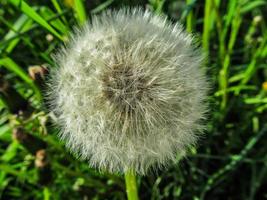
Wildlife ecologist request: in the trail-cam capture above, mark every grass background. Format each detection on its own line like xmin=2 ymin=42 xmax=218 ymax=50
xmin=0 ymin=0 xmax=267 ymax=199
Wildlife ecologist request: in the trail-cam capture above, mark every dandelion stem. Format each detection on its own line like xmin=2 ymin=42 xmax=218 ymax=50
xmin=125 ymin=169 xmax=139 ymax=200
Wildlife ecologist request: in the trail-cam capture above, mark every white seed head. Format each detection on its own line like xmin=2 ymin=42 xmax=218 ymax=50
xmin=48 ymin=8 xmax=209 ymax=175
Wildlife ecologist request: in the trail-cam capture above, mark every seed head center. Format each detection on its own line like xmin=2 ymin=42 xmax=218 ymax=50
xmin=101 ymin=64 xmax=149 ymax=109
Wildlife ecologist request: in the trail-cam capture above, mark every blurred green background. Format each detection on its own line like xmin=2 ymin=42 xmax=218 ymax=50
xmin=0 ymin=0 xmax=267 ymax=199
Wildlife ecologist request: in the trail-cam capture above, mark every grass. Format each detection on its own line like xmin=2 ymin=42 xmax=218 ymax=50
xmin=0 ymin=0 xmax=267 ymax=199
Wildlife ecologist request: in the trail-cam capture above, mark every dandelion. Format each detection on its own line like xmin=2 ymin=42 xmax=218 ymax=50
xmin=47 ymin=7 xmax=208 ymax=200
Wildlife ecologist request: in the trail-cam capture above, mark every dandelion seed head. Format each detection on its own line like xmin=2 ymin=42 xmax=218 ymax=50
xmin=48 ymin=8 xmax=209 ymax=175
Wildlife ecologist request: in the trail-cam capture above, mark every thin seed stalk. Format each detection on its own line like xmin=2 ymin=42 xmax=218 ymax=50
xmin=125 ymin=170 xmax=139 ymax=200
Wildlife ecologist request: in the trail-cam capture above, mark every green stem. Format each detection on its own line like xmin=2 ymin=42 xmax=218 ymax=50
xmin=125 ymin=170 xmax=139 ymax=200
xmin=186 ymin=0 xmax=194 ymax=33
xmin=202 ymin=0 xmax=212 ymax=54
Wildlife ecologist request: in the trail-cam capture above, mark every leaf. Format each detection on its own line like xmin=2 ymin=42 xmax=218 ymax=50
xmin=244 ymin=98 xmax=267 ymax=104
xmin=0 ymin=172 xmax=12 ymax=197
xmin=73 ymin=0 xmax=87 ymax=25
xmin=0 ymin=124 xmax=12 ymax=142
xmin=222 ymin=0 xmax=237 ymax=39
xmin=0 ymin=57 xmax=42 ymax=101
xmin=39 ymin=6 xmax=69 ymax=35
xmin=1 ymin=141 xmax=20 ymax=162
xmin=50 ymin=0 xmax=68 ymax=25
xmin=0 ymin=14 xmax=33 ymax=54
xmin=43 ymin=187 xmax=51 ymax=200
xmin=240 ymin=0 xmax=267 ymax=13
xmin=91 ymin=0 xmax=114 ymax=14
xmin=214 ymin=85 xmax=257 ymax=96
xmin=8 ymin=0 xmax=64 ymax=41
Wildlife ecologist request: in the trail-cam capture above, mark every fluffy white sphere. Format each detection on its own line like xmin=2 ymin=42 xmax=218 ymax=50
xmin=48 ymin=8 xmax=208 ymax=175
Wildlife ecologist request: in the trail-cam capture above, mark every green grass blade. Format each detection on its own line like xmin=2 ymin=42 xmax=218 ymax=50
xmin=43 ymin=187 xmax=51 ymax=200
xmin=0 ymin=163 xmax=25 ymax=178
xmin=222 ymin=0 xmax=237 ymax=41
xmin=219 ymin=5 xmax=242 ymax=110
xmin=39 ymin=6 xmax=69 ymax=35
xmin=73 ymin=0 xmax=87 ymax=25
xmin=91 ymin=0 xmax=114 ymax=14
xmin=211 ymin=0 xmax=225 ymax=62
xmin=240 ymin=0 xmax=267 ymax=14
xmin=214 ymin=85 xmax=257 ymax=97
xmin=0 ymin=57 xmax=42 ymax=101
xmin=0 ymin=14 xmax=33 ymax=54
xmin=244 ymin=97 xmax=267 ymax=104
xmin=50 ymin=0 xmax=68 ymax=25
xmin=8 ymin=0 xmax=64 ymax=41
xmin=202 ymin=0 xmax=212 ymax=54
xmin=185 ymin=0 xmax=195 ymax=32
xmin=1 ymin=141 xmax=20 ymax=162
xmin=149 ymin=0 xmax=166 ymax=14
xmin=241 ymin=33 xmax=267 ymax=84
xmin=200 ymin=125 xmax=267 ymax=199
